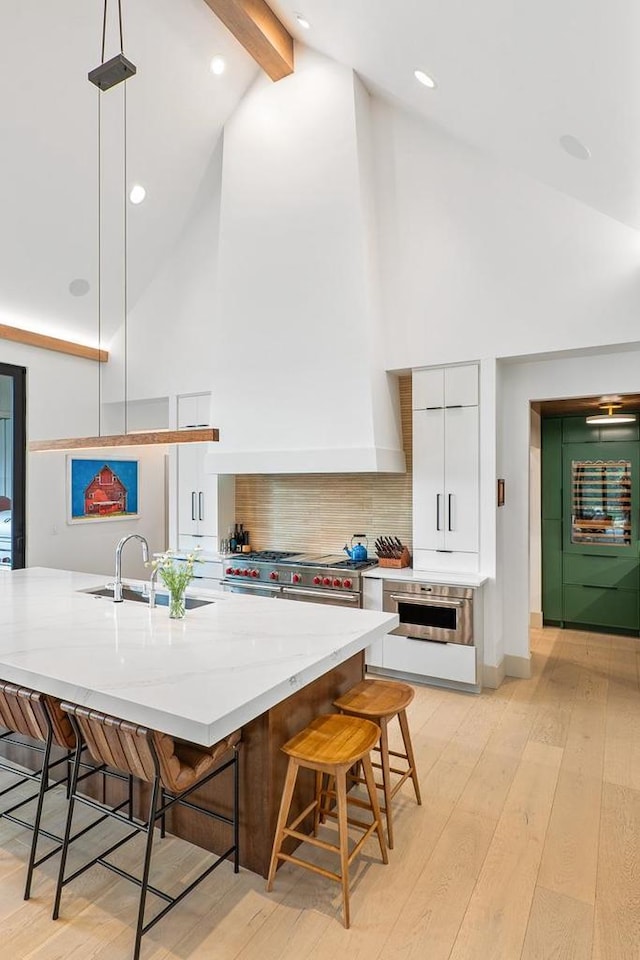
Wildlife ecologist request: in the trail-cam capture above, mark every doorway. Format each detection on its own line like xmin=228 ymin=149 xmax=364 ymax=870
xmin=540 ymin=403 xmax=640 ymax=635
xmin=0 ymin=363 xmax=26 ymax=569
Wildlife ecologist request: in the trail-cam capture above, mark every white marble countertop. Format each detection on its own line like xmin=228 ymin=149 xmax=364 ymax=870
xmin=0 ymin=568 xmax=397 ymax=747
xmin=363 ymin=566 xmax=488 ymax=587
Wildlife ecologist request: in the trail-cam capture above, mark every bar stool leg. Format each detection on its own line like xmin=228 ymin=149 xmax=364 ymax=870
xmin=335 ymin=768 xmax=350 ymax=929
xmin=52 ymin=732 xmax=84 ymax=921
xmin=24 ymin=726 xmax=54 ymax=900
xmin=133 ymin=775 xmax=161 ymax=960
xmin=233 ymin=746 xmax=240 ymax=873
xmin=313 ymin=770 xmax=323 ymax=836
xmin=398 ymin=709 xmax=422 ymax=805
xmin=361 ymin=753 xmax=388 ymax=865
xmin=266 ymin=758 xmax=299 ymax=891
xmin=378 ymin=717 xmax=394 ymax=849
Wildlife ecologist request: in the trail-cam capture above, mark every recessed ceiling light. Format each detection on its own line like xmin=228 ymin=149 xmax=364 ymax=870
xmin=129 ymin=184 xmax=146 ymax=205
xmin=295 ymin=13 xmax=311 ymax=29
xmin=559 ymin=134 xmax=591 ymax=160
xmin=210 ymin=55 xmax=226 ymax=76
xmin=414 ymin=69 xmax=436 ymax=89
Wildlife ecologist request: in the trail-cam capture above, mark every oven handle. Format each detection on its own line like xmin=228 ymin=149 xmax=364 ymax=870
xmin=223 ymin=581 xmax=282 ymax=595
xmin=282 ymin=587 xmax=359 ymax=602
xmin=388 ymin=594 xmax=464 ymax=607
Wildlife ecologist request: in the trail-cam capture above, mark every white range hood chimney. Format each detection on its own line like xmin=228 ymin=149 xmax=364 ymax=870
xmin=203 ymin=47 xmax=406 ymax=475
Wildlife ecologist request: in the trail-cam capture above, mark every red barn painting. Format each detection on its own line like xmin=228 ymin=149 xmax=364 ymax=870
xmin=84 ymin=465 xmax=128 ymax=516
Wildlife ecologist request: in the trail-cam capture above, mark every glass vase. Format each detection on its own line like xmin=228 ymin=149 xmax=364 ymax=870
xmin=169 ymin=589 xmax=186 ymax=620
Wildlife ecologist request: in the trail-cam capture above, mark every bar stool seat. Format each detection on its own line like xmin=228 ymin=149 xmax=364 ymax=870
xmin=53 ymin=704 xmax=240 ymax=960
xmin=333 ymin=679 xmax=421 ymax=849
xmin=267 ymin=713 xmax=388 ymax=928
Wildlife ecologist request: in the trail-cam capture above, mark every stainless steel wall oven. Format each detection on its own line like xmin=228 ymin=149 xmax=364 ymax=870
xmin=383 ymin=581 xmax=473 ymax=645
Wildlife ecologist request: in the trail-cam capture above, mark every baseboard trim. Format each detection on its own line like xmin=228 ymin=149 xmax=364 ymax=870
xmin=482 ymin=660 xmax=506 ymax=689
xmin=529 ymin=611 xmax=543 ymax=629
xmin=504 ymin=654 xmax=531 ymax=679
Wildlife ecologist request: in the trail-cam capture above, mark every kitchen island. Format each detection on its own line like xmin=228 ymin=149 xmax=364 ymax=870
xmin=0 ymin=567 xmax=397 ymax=875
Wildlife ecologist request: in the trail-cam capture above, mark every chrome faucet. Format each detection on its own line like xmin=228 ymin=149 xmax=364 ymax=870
xmin=113 ymin=534 xmax=149 ymax=602
xmin=148 ymin=564 xmax=160 ymax=609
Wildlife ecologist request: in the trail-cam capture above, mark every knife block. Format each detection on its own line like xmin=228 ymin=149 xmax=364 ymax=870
xmin=377 ymin=548 xmax=411 ymax=569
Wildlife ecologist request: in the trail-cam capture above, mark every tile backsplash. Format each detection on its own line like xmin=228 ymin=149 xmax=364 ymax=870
xmin=235 ymin=377 xmax=412 ymax=554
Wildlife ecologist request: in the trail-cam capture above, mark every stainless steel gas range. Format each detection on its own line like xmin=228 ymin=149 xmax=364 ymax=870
xmin=221 ymin=550 xmax=379 ymax=607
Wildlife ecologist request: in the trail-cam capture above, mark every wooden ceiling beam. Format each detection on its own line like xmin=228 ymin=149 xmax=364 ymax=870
xmin=203 ymin=0 xmax=294 ymax=81
xmin=0 ymin=323 xmax=108 ymax=363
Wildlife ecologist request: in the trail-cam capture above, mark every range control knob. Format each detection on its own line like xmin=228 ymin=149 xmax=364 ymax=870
xmin=323 ymin=577 xmax=331 ymax=586
xmin=333 ymin=578 xmax=342 ymax=588
xmin=313 ymin=576 xmax=322 ymax=585
xmin=270 ymin=571 xmax=279 ymax=581
xmin=292 ymin=573 xmax=302 ymax=584
xmin=225 ymin=567 xmax=234 ymax=575
xmin=233 ymin=568 xmax=241 ymax=576
xmin=343 ymin=578 xmax=353 ymax=589
xmin=251 ymin=569 xmax=260 ymax=578
xmin=243 ymin=569 xmax=251 ymax=577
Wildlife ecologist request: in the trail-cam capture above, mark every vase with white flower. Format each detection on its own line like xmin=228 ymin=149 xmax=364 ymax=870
xmin=149 ymin=548 xmax=202 ymax=619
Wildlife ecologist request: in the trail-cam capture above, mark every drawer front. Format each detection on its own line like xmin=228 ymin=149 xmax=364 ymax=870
xmin=563 ymin=555 xmax=639 ymax=590
xmin=563 ymin=584 xmax=639 ymax=629
xmin=383 ymin=634 xmax=476 ymax=684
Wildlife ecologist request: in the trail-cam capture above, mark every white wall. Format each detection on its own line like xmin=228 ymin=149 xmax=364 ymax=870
xmin=500 ymin=344 xmax=640 ymax=663
xmin=372 ymin=99 xmax=640 ymax=370
xmin=0 ymin=341 xmax=167 ymax=578
xmin=29 ymin=446 xmax=168 ymax=580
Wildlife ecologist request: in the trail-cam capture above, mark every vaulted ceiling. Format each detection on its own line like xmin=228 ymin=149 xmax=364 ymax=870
xmin=3 ymin=0 xmax=640 ymax=351
xmin=270 ymin=0 xmax=640 ymax=231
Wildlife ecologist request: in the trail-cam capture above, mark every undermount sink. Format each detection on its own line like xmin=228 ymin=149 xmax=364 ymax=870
xmin=81 ymin=586 xmax=213 ymax=609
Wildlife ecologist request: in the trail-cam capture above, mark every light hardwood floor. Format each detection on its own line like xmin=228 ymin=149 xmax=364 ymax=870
xmin=1 ymin=625 xmax=639 ymax=959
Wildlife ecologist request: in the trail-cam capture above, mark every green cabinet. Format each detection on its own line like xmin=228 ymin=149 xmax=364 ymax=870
xmin=542 ymin=417 xmax=640 ymax=634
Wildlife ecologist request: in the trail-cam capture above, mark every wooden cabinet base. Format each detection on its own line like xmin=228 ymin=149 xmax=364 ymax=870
xmin=100 ymin=652 xmax=364 ymax=878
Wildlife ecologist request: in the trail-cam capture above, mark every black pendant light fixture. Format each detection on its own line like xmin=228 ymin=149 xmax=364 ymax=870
xmin=31 ymin=1 xmax=218 ymax=452
xmin=88 ymin=0 xmax=137 ymax=90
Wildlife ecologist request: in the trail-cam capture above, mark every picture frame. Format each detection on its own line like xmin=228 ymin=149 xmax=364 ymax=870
xmin=67 ymin=456 xmax=140 ymax=524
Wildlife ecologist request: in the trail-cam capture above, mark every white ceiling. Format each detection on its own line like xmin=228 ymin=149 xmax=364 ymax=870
xmin=4 ymin=0 xmax=640 ymax=349
xmin=271 ymin=0 xmax=640 ymax=231
xmin=0 ymin=0 xmax=257 ymax=343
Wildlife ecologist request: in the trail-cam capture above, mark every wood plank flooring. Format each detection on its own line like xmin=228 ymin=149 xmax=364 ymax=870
xmin=1 ymin=625 xmax=639 ymax=959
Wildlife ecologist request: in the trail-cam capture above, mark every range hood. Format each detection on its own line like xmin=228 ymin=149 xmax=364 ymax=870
xmin=204 ymin=49 xmax=406 ymax=475
xmin=203 ymin=371 xmax=406 ymax=475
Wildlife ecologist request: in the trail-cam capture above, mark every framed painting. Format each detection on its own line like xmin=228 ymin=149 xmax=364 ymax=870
xmin=67 ymin=457 xmax=140 ymax=523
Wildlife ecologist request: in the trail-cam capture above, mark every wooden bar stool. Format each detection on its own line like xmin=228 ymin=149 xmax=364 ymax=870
xmin=333 ymin=679 xmax=421 ymax=849
xmin=266 ymin=713 xmax=388 ymax=928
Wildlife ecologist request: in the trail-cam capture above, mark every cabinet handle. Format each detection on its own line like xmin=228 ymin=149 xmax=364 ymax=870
xmin=199 ymin=492 xmax=204 ymax=522
xmin=583 ymin=584 xmax=618 ymax=590
xmin=191 ymin=492 xmax=197 ymax=521
xmin=436 ymin=494 xmax=441 ymax=531
xmin=448 ymin=494 xmax=453 ymax=531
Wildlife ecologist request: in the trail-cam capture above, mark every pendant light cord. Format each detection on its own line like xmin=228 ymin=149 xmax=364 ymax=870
xmin=97 ymin=92 xmax=102 ymax=437
xmin=123 ymin=79 xmax=128 ymax=436
xmin=100 ymin=0 xmax=125 ymax=62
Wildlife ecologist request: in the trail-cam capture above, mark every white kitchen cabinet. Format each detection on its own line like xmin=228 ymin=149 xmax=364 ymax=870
xmin=363 ymin=578 xmax=385 ymax=668
xmin=412 ymin=364 xmax=479 ymax=571
xmin=412 ymin=364 xmax=478 ymax=411
xmin=383 ymin=636 xmax=477 ymax=685
xmin=177 ymin=443 xmax=234 ymax=554
xmin=177 ymin=393 xmax=212 ymax=429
